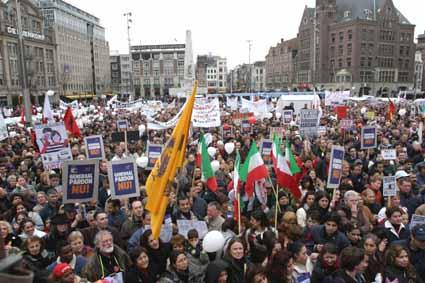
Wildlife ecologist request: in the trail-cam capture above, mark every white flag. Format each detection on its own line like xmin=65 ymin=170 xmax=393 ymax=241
xmin=43 ymin=92 xmax=54 ymax=122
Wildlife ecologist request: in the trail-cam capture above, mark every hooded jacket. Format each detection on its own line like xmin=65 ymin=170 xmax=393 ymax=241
xmin=205 ymin=260 xmax=229 ymax=283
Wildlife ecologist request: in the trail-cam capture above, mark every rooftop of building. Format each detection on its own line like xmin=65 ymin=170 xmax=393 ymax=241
xmin=35 ymin=0 xmax=100 ymax=24
xmin=131 ymin=44 xmax=185 ymax=52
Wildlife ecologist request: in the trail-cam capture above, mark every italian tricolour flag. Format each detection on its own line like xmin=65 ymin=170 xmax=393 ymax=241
xmin=200 ymin=134 xmax=217 ymax=192
xmin=271 ymin=136 xmax=302 ymax=199
xmin=240 ymin=142 xmax=269 ymax=198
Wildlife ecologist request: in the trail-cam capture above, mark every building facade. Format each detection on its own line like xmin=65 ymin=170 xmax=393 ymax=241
xmin=0 ymin=0 xmax=58 ymax=105
xmin=195 ymin=54 xmax=227 ymax=93
xmin=110 ymin=53 xmax=131 ymax=97
xmin=264 ymin=0 xmax=416 ymax=96
xmin=417 ymin=32 xmax=425 ymax=91
xmin=131 ymin=44 xmax=185 ymax=97
xmin=415 ymin=51 xmax=423 ymax=91
xmin=36 ymin=0 xmax=110 ymax=97
xmin=265 ymin=38 xmax=298 ymax=91
xmin=252 ymin=61 xmax=266 ymax=92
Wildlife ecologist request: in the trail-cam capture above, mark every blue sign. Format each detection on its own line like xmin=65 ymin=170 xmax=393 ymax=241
xmin=327 ymin=145 xmax=345 ymax=189
xmin=108 ymin=159 xmax=140 ymax=199
xmin=62 ymin=160 xmax=99 ymax=203
xmin=361 ymin=126 xmax=377 ymax=149
xmin=117 ymin=120 xmax=128 ymax=131
xmin=84 ymin=135 xmax=105 ymax=160
xmin=147 ymin=144 xmax=163 ymax=170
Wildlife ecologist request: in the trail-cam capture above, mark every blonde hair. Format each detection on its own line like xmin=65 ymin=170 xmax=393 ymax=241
xmin=68 ymin=231 xmax=84 ymax=243
xmin=0 ymin=221 xmax=12 ymax=234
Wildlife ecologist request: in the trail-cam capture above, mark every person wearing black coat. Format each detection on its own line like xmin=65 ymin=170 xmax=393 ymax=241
xmin=380 ymin=207 xmax=410 ymax=244
xmin=139 ymin=229 xmax=171 ymax=275
xmin=311 ymin=243 xmax=339 ymax=283
xmin=323 ymin=247 xmax=368 ymax=283
xmin=205 ymin=259 xmax=230 ymax=283
xmin=223 ymin=238 xmax=246 ymax=283
xmin=125 ymin=247 xmax=160 ymax=283
xmin=384 ymin=244 xmax=424 ymax=283
xmin=311 ymin=213 xmax=350 ymax=253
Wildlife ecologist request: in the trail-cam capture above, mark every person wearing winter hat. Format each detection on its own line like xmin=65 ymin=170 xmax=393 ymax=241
xmin=49 ymin=262 xmax=87 ymax=283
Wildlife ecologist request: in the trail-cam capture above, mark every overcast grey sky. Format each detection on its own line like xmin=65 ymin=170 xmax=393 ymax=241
xmin=67 ymin=0 xmax=424 ymax=69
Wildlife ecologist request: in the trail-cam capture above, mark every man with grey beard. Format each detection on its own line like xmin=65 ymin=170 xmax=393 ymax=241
xmin=81 ymin=230 xmax=131 ymax=282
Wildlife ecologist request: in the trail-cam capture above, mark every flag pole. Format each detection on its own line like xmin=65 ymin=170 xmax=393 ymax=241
xmin=268 ymin=176 xmax=281 ymax=214
xmin=237 ymin=187 xmax=241 ymax=234
xmin=274 ymin=184 xmax=279 ymax=231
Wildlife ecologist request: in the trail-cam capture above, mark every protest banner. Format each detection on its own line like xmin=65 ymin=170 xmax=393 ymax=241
xmin=383 ymin=176 xmax=397 ymax=197
xmin=117 ymin=119 xmax=128 ymax=131
xmin=232 ymin=112 xmax=254 ymax=123
xmin=62 ymin=160 xmax=99 ymax=203
xmin=108 ymin=159 xmax=140 ymax=200
xmin=177 ymin=220 xmax=208 ymax=239
xmin=317 ymin=126 xmax=327 ymax=136
xmin=361 ymin=126 xmax=377 ymax=149
xmin=84 ymin=135 xmax=105 ymax=160
xmin=410 ymin=214 xmax=425 ymax=230
xmin=327 ymin=145 xmax=345 ymax=189
xmin=241 ymin=119 xmax=252 ymax=134
xmin=381 ymin=149 xmax=397 ymax=160
xmin=226 ymin=97 xmax=238 ymax=111
xmin=282 ymin=110 xmax=293 ymax=124
xmin=270 ymin=127 xmax=285 ymax=139
xmin=340 ymin=119 xmax=353 ymax=130
xmin=222 ymin=126 xmax=234 ymax=138
xmin=241 ymin=98 xmax=268 ymax=118
xmin=260 ymin=139 xmax=273 ymax=165
xmin=299 ymin=109 xmax=320 ymax=137
xmin=147 ymin=143 xmax=163 ymax=170
xmin=325 ymin=90 xmax=350 ymax=106
xmin=0 ymin=112 xmax=8 ymax=141
xmin=34 ymin=122 xmax=73 ymax=170
xmin=192 ymin=98 xmax=221 ymax=128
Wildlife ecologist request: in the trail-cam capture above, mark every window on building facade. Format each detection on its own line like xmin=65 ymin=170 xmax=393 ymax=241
xmin=339 ymin=32 xmax=344 ymax=42
xmin=338 ymin=45 xmax=343 ymax=56
xmin=348 ymin=30 xmax=353 ymax=40
xmin=346 ymin=57 xmax=352 ymax=67
xmin=347 ymin=43 xmax=352 ymax=55
xmin=331 ymin=33 xmax=336 ymax=43
xmin=399 ymin=71 xmax=409 ymax=82
xmin=338 ymin=59 xmax=343 ymax=68
xmin=360 ymin=57 xmax=366 ymax=67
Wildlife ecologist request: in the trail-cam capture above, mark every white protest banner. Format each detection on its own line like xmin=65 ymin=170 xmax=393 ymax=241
xmin=226 ymin=97 xmax=239 ymax=111
xmin=381 ymin=149 xmax=397 ymax=160
xmin=325 ymin=90 xmax=350 ymax=106
xmin=283 ymin=110 xmax=293 ymax=124
xmin=34 ymin=122 xmax=72 ymax=170
xmin=177 ymin=220 xmax=208 ymax=239
xmin=192 ymin=98 xmax=221 ymax=128
xmin=0 ymin=112 xmax=8 ymax=141
xmin=383 ymin=176 xmax=397 ymax=197
xmin=410 ymin=214 xmax=425 ymax=230
xmin=299 ymin=109 xmax=320 ymax=136
xmin=318 ymin=126 xmax=327 ymax=136
xmin=340 ymin=119 xmax=353 ymax=130
xmin=241 ymin=98 xmax=268 ymax=118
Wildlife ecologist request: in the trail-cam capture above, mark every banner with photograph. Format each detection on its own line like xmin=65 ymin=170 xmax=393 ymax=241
xmin=192 ymin=98 xmax=221 ymax=128
xmin=84 ymin=135 xmax=105 ymax=160
xmin=147 ymin=144 xmax=163 ymax=170
xmin=327 ymin=145 xmax=345 ymax=189
xmin=361 ymin=126 xmax=377 ymax=149
xmin=108 ymin=159 xmax=140 ymax=199
xmin=62 ymin=160 xmax=99 ymax=203
xmin=383 ymin=176 xmax=397 ymax=197
xmin=34 ymin=122 xmax=72 ymax=170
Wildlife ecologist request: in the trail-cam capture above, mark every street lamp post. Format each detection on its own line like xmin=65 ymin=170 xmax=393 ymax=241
xmin=15 ymin=0 xmax=32 ymax=125
xmin=247 ymin=40 xmax=252 ymax=93
xmin=124 ymin=12 xmax=135 ymax=101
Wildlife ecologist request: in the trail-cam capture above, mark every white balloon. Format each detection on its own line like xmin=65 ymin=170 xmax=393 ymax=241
xmin=264 ymin=112 xmax=273 ymax=119
xmin=202 ymin=231 xmax=225 ymax=253
xmin=275 ymin=112 xmax=282 ymax=119
xmin=136 ymin=156 xmax=149 ymax=168
xmin=207 ymin=147 xmax=216 ymax=157
xmin=138 ymin=124 xmax=146 ymax=137
xmin=399 ymin=108 xmax=406 ymax=117
xmin=224 ymin=143 xmax=235 ymax=154
xmin=211 ymin=160 xmax=220 ymax=173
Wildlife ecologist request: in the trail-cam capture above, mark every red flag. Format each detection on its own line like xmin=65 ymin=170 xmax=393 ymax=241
xmin=334 ymin=106 xmax=348 ymax=119
xmin=388 ymin=98 xmax=396 ymax=121
xmin=19 ymin=108 xmax=25 ymax=125
xmin=63 ymin=107 xmax=81 ymax=137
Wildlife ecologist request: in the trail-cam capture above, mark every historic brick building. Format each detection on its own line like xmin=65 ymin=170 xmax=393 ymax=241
xmin=266 ymin=0 xmax=416 ymax=96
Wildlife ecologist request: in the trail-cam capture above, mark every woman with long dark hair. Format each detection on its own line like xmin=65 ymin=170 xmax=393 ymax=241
xmin=309 ymin=191 xmax=330 ymax=224
xmin=125 ymin=247 xmax=160 ymax=283
xmin=311 ymin=243 xmax=339 ymax=283
xmin=158 ymin=251 xmax=204 ymax=283
xmin=268 ymin=250 xmax=295 ymax=283
xmin=223 ymin=238 xmax=246 ymax=283
xmin=139 ymin=229 xmax=171 ymax=275
xmin=288 ymin=242 xmax=313 ymax=283
xmin=246 ymin=210 xmax=274 ymax=251
xmin=383 ymin=245 xmax=422 ymax=283
xmin=296 ymin=191 xmax=315 ymax=228
xmin=363 ymin=234 xmax=384 ymax=283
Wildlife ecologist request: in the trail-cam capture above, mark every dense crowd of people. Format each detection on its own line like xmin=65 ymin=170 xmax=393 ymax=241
xmin=1 ymin=95 xmax=425 ymax=283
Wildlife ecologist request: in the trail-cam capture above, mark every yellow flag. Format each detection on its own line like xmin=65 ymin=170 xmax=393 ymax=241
xmin=145 ymin=81 xmax=197 ymax=239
